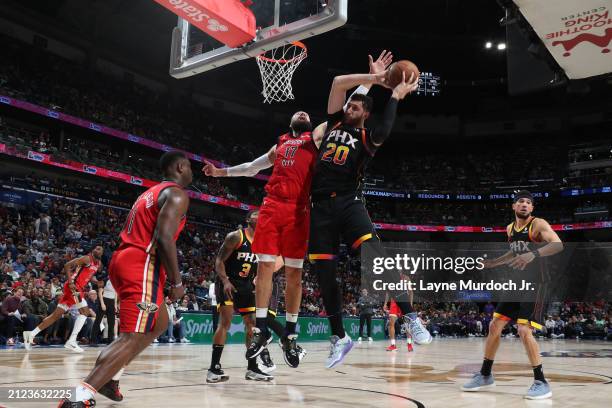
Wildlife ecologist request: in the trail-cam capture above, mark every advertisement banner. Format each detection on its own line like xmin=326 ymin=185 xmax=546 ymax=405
xmin=182 ymin=313 xmax=386 ymax=344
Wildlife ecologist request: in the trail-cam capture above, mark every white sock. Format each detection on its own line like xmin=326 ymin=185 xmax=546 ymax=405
xmin=286 ymin=312 xmax=298 ymax=323
xmin=31 ymin=327 xmax=41 ymax=337
xmin=112 ymin=368 xmax=124 ymax=381
xmin=75 ymin=382 xmax=95 ymax=402
xmin=407 ymin=336 xmax=413 ymax=345
xmin=256 ymin=308 xmax=268 ymax=319
xmin=69 ymin=315 xmax=87 ymax=343
xmin=391 ymin=339 xmax=396 ymax=345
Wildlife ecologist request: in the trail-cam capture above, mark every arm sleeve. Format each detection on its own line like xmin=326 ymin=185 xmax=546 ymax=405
xmin=226 ymin=152 xmax=273 ymax=177
xmin=370 ymin=97 xmax=399 ymax=146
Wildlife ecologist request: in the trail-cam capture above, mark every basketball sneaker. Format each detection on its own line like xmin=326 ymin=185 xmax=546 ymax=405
xmin=325 ymin=335 xmax=354 ymax=369
xmin=245 ymin=328 xmax=272 ymax=360
xmin=23 ymin=331 xmax=34 ymax=350
xmin=207 ymin=365 xmax=229 ymax=383
xmin=367 ymin=337 xmax=373 ymax=343
xmin=525 ymin=380 xmax=552 ymax=400
xmin=245 ymin=367 xmax=274 ymax=381
xmin=297 ymin=344 xmax=307 ymax=361
xmin=403 ymin=313 xmax=432 ymax=345
xmin=279 ymin=334 xmax=300 ymax=368
xmin=258 ymin=348 xmax=276 ymax=373
xmin=461 ymin=373 xmax=496 ymax=391
xmin=357 ymin=337 xmax=363 ymax=343
xmin=64 ymin=340 xmax=84 ymax=353
xmin=407 ymin=342 xmax=414 ymax=352
xmin=58 ymin=399 xmax=96 ymax=407
xmin=98 ymin=380 xmax=123 ymax=401
xmin=386 ymin=344 xmax=397 ymax=351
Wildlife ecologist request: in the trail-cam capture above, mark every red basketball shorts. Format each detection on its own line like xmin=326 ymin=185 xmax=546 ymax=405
xmin=389 ymin=299 xmax=403 ymax=317
xmin=58 ymin=281 xmax=87 ymax=311
xmin=109 ymin=246 xmax=166 ymax=334
xmin=251 ymin=197 xmax=309 ymax=261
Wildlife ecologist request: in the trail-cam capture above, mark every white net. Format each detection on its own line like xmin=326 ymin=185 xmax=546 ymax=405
xmin=256 ymin=42 xmax=307 ymax=103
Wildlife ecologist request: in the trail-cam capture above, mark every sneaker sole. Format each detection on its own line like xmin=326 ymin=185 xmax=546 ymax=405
xmin=98 ymin=389 xmax=123 ymax=402
xmin=245 ymin=374 xmax=274 ymax=382
xmin=461 ymin=383 xmax=496 ymax=392
xmin=206 ymin=376 xmax=229 ymax=384
xmin=524 ymin=391 xmax=552 ymax=400
xmin=247 ymin=336 xmax=273 ymax=360
xmin=64 ymin=345 xmax=84 ymax=353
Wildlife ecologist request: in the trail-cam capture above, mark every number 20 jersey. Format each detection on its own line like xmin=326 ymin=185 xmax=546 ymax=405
xmin=311 ymin=111 xmax=378 ymax=196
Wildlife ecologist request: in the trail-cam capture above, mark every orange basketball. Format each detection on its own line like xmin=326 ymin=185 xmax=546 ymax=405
xmin=385 ymin=60 xmax=420 ymax=88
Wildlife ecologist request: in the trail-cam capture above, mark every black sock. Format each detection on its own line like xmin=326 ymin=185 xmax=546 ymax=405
xmin=210 ymin=344 xmax=224 ymax=370
xmin=285 ymin=321 xmax=297 ymax=337
xmin=480 ymin=358 xmax=494 ymax=376
xmin=256 ymin=317 xmax=269 ymax=335
xmin=247 ymin=357 xmax=258 ymax=370
xmin=267 ymin=313 xmax=284 ymax=338
xmin=329 ymin=313 xmax=346 ymax=338
xmin=533 ymin=364 xmax=546 ymax=382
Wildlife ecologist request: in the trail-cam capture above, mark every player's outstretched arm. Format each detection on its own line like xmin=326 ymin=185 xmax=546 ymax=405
xmin=315 ymin=51 xmax=394 ymax=148
xmin=203 ymin=145 xmax=276 ymax=178
xmin=154 ymin=187 xmax=189 ymax=300
xmin=327 ymin=73 xmax=388 ymax=115
xmin=370 ymin=72 xmax=419 ymax=146
xmin=214 ymin=231 xmax=241 ymax=299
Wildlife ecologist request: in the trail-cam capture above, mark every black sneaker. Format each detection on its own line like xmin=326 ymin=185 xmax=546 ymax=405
xmin=98 ymin=379 xmax=123 ymax=401
xmin=245 ymin=328 xmax=272 ymax=360
xmin=280 ymin=334 xmax=300 ymax=368
xmin=58 ymin=399 xmax=96 ymax=407
xmin=258 ymin=348 xmax=276 ymax=373
xmin=207 ymin=365 xmax=229 ymax=383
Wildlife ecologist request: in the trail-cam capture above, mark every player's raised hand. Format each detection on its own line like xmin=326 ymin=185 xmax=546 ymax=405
xmin=368 ymin=50 xmax=394 ymax=75
xmin=391 ymin=72 xmax=419 ymax=100
xmin=202 ymin=160 xmax=222 ymax=177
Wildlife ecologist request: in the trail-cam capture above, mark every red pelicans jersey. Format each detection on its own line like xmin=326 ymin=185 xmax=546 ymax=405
xmin=264 ymin=132 xmax=318 ymax=204
xmin=72 ymin=255 xmax=101 ymax=289
xmin=119 ymin=181 xmax=187 ymax=253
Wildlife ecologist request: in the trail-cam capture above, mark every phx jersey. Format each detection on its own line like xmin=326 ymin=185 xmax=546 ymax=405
xmin=507 ymin=217 xmax=548 ymax=281
xmin=224 ymin=229 xmax=258 ymax=287
xmin=494 ymin=216 xmax=548 ymax=329
xmin=311 ymin=111 xmax=378 ymax=196
xmin=217 ymin=229 xmax=258 ymax=314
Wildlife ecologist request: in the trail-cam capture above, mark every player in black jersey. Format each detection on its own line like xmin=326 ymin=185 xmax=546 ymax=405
xmin=462 ymin=191 xmax=563 ymax=400
xmin=206 ymin=210 xmax=274 ymax=382
xmin=309 ymin=66 xmax=431 ymax=368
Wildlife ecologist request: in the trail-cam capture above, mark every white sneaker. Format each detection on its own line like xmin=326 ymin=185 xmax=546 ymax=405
xmin=325 ymin=335 xmax=354 ymax=369
xmin=357 ymin=337 xmax=363 ymax=343
xmin=368 ymin=337 xmax=373 ymax=343
xmin=64 ymin=340 xmax=84 ymax=353
xmin=153 ymin=338 xmax=159 ymax=343
xmin=180 ymin=337 xmax=190 ymax=343
xmin=23 ymin=331 xmax=34 ymax=350
xmin=169 ymin=338 xmax=176 ymax=343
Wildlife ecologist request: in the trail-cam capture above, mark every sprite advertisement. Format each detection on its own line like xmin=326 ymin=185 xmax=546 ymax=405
xmin=182 ymin=313 xmax=386 ymax=344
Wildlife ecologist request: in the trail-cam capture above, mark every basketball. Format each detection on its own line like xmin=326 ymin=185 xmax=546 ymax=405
xmin=385 ymin=60 xmax=420 ymax=88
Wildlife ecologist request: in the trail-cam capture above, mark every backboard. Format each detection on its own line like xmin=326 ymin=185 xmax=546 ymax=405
xmin=169 ymin=0 xmax=348 ymax=78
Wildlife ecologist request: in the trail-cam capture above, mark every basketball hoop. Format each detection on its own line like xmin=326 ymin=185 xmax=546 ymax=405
xmin=256 ymin=41 xmax=307 ymax=103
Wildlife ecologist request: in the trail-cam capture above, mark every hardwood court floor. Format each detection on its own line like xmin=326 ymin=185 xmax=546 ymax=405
xmin=1 ymin=337 xmax=610 ymax=407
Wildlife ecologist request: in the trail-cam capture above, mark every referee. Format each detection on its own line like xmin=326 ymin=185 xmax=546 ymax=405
xmin=357 ymin=289 xmax=377 ymax=343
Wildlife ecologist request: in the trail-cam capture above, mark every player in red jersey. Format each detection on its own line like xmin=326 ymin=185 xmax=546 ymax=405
xmin=23 ymin=245 xmax=104 ymax=353
xmin=59 ymin=151 xmax=192 ymax=408
xmin=203 ymin=52 xmax=395 ymax=368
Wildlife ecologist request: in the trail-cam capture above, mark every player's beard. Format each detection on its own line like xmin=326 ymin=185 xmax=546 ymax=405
xmin=290 ymin=120 xmax=312 ymax=134
xmin=515 ymin=211 xmax=531 ymax=219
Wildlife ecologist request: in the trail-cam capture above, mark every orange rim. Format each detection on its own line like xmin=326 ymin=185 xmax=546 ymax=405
xmin=257 ymin=41 xmax=307 ymax=64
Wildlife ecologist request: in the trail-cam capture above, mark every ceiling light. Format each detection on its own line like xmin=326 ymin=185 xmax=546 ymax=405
xmin=497 ymin=43 xmax=506 ymax=50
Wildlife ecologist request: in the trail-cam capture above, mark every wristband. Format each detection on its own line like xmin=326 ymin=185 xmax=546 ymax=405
xmin=531 ymin=249 xmax=541 ymax=258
